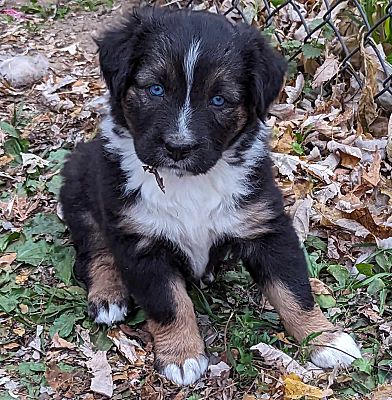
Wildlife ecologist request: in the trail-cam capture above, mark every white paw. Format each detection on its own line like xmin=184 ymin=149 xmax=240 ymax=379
xmin=162 ymin=355 xmax=208 ymax=386
xmin=94 ymin=303 xmax=128 ymax=326
xmin=311 ymin=332 xmax=361 ymax=368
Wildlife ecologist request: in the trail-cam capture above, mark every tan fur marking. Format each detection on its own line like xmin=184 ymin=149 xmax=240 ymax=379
xmin=239 ymin=201 xmax=275 ymax=239
xmin=264 ymin=282 xmax=339 ymax=347
xmin=88 ymin=252 xmax=128 ymax=304
xmin=148 ymin=279 xmax=205 ymax=366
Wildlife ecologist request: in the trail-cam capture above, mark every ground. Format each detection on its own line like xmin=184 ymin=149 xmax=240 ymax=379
xmin=0 ymin=1 xmax=391 ymax=399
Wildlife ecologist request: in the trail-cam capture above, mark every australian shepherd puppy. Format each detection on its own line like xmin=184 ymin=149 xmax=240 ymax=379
xmin=60 ymin=7 xmax=361 ymax=385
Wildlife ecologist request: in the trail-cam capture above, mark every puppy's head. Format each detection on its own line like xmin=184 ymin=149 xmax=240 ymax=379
xmin=97 ymin=7 xmax=286 ymax=175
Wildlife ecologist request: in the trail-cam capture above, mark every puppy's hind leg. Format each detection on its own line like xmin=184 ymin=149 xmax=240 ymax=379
xmin=240 ymin=213 xmax=361 ymax=368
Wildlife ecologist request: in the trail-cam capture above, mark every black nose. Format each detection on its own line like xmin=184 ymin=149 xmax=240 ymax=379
xmin=165 ymin=141 xmax=195 ymax=162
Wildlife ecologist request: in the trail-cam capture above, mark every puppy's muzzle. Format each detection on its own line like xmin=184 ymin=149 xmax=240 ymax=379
xmin=164 ymin=140 xmax=198 ymax=162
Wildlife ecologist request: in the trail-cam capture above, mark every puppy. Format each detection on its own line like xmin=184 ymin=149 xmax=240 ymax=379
xmin=60 ymin=7 xmax=361 ymax=385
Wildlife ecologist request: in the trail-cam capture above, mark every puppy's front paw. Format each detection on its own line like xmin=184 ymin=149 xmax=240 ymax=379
xmin=88 ymin=287 xmax=128 ymax=326
xmin=89 ymin=301 xmax=128 ymax=326
xmin=157 ymin=354 xmax=209 ymax=386
xmin=150 ymin=319 xmax=208 ymax=385
xmin=310 ymin=331 xmax=361 ymax=368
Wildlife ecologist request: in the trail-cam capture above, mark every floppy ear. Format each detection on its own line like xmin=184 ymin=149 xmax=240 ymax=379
xmin=94 ymin=7 xmax=154 ymax=98
xmin=241 ymin=26 xmax=287 ymax=120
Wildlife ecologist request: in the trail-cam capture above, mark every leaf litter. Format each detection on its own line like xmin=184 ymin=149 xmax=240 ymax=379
xmin=0 ymin=0 xmax=391 ymax=398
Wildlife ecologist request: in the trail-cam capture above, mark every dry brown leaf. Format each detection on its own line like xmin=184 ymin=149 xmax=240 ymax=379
xmin=45 ymin=361 xmax=74 ymax=392
xmin=173 ymin=391 xmax=186 ymax=400
xmin=87 ymin=351 xmax=113 ymax=398
xmin=13 ymin=196 xmax=39 ymax=221
xmin=285 ymin=73 xmax=305 ymax=104
xmin=362 ymin=150 xmax=381 ymax=186
xmin=107 ymin=328 xmax=146 ymax=366
xmin=0 ymin=155 xmax=13 ymax=167
xmin=19 ymin=304 xmax=28 ymax=314
xmin=309 ymin=278 xmax=334 ymax=295
xmin=312 ymin=55 xmax=339 ymax=88
xmin=358 ymin=40 xmax=379 ymax=130
xmin=51 ymin=332 xmax=76 ymax=350
xmin=292 ymin=179 xmax=313 ymax=200
xmin=270 ymin=152 xmax=300 ymax=181
xmin=270 ymin=103 xmax=304 ymax=120
xmin=291 ymin=197 xmax=313 ymax=242
xmin=12 ymin=327 xmax=25 ymax=336
xmin=250 ymin=343 xmax=323 ymax=381
xmin=273 ymin=125 xmax=295 ymax=154
xmin=15 ymin=273 xmax=29 ymax=285
xmin=372 ymin=385 xmax=392 ymax=400
xmin=343 ymin=207 xmax=392 ymax=239
xmin=0 ymin=253 xmax=16 ymax=268
xmin=359 ymin=305 xmax=384 ymax=323
xmin=387 ymin=113 xmax=392 ymax=162
xmin=3 ymin=342 xmax=20 ymax=350
xmin=243 ymin=395 xmax=257 ymax=400
xmin=119 ymin=324 xmax=152 ymax=345
xmin=140 ymin=376 xmax=165 ymax=400
xmin=327 ymin=140 xmax=362 ymax=169
xmin=313 ymin=182 xmax=340 ymax=204
xmin=208 ymin=361 xmax=231 ymax=378
xmin=283 ymin=374 xmax=333 ymax=399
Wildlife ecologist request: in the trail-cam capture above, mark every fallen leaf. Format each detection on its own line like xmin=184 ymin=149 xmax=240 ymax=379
xmin=273 ymin=124 xmax=296 ymax=154
xmin=15 ymin=273 xmax=29 ymax=285
xmin=173 ymin=391 xmax=186 ymax=400
xmin=3 ymin=342 xmax=19 ymax=350
xmin=0 ymin=155 xmax=13 ymax=167
xmin=285 ymin=73 xmax=305 ymax=104
xmin=12 ymin=327 xmax=25 ymax=336
xmin=309 ymin=278 xmax=333 ymax=295
xmin=358 ymin=39 xmax=379 ymax=131
xmin=284 ymin=374 xmax=333 ymax=399
xmin=372 ymin=385 xmax=392 ymax=400
xmin=0 ymin=253 xmax=16 ymax=268
xmin=87 ymin=351 xmax=113 ymax=398
xmin=28 ymin=325 xmax=43 ymax=360
xmin=45 ymin=361 xmax=73 ymax=392
xmin=327 ymin=140 xmax=362 ymax=168
xmin=107 ymin=328 xmax=146 ymax=366
xmin=362 ymin=150 xmax=381 ymax=186
xmin=21 ymin=153 xmax=49 ymax=173
xmin=343 ymin=207 xmax=392 ymax=239
xmin=19 ymin=304 xmax=28 ymax=314
xmin=291 ymin=197 xmax=313 ymax=242
xmin=387 ymin=113 xmax=392 ymax=162
xmin=313 ymin=182 xmax=340 ymax=204
xmin=208 ymin=361 xmax=231 ymax=378
xmin=250 ymin=343 xmax=323 ymax=381
xmin=270 ymin=152 xmax=300 ymax=181
xmin=312 ymin=55 xmax=339 ymax=88
xmin=51 ymin=332 xmax=76 ymax=350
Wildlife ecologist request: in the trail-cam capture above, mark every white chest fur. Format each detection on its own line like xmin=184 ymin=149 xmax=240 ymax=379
xmin=102 ymin=118 xmax=267 ymax=278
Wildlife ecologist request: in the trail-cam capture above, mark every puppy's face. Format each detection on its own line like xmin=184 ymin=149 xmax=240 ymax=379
xmin=97 ymin=8 xmax=286 ymax=175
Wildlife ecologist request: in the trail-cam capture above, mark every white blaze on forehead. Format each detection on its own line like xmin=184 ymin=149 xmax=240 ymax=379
xmin=177 ymin=40 xmax=201 ymax=140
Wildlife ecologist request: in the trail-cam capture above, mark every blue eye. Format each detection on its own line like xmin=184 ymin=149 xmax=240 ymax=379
xmin=149 ymin=84 xmax=165 ymax=97
xmin=210 ymin=95 xmax=225 ymax=106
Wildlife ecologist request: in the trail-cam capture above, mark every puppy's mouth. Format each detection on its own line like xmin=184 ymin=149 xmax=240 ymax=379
xmin=159 ymin=157 xmax=198 ymax=176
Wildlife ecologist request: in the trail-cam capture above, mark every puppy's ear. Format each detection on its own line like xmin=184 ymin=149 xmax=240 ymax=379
xmin=95 ymin=8 xmax=154 ymax=98
xmin=241 ymin=26 xmax=287 ymax=120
